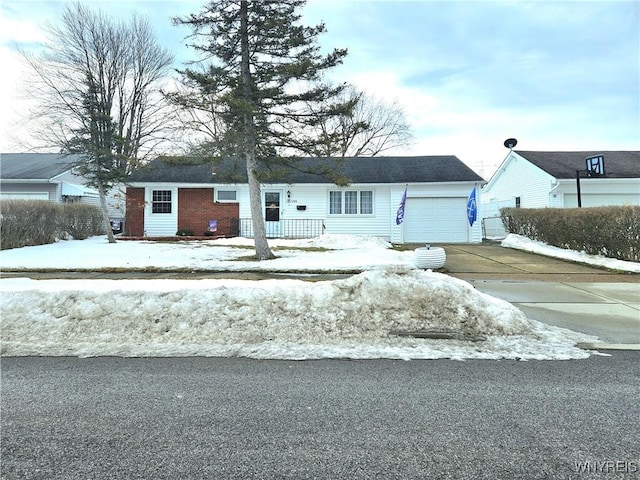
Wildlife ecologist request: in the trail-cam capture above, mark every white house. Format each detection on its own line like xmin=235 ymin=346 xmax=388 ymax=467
xmin=125 ymin=156 xmax=484 ymax=243
xmin=481 ymin=150 xmax=640 ymax=237
xmin=0 ymin=153 xmax=126 ymax=221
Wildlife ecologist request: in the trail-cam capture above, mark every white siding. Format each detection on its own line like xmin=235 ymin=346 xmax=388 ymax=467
xmin=555 ymin=178 xmax=640 ymax=208
xmin=483 ymin=153 xmax=639 ymax=212
xmin=144 ymin=187 xmax=178 ymax=236
xmin=323 ymin=185 xmax=393 ymax=238
xmin=482 ymin=152 xmax=555 ymax=208
xmin=235 ymin=183 xmax=395 ymax=239
xmin=137 ymin=181 xmax=483 ymax=242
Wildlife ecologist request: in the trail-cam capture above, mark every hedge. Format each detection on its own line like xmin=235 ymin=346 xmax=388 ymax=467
xmin=500 ymin=206 xmax=640 ymax=263
xmin=0 ymin=200 xmax=105 ymax=250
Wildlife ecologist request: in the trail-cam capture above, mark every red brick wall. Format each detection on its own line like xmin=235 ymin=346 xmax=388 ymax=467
xmin=125 ymin=187 xmax=145 ymax=236
xmin=178 ymin=188 xmax=239 ymax=236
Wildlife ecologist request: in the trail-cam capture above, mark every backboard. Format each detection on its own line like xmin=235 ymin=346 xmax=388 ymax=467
xmin=585 ymin=155 xmax=605 ymax=177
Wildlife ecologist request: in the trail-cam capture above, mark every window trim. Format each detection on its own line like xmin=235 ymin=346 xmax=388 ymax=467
xmin=151 ymin=189 xmax=172 ymax=214
xmin=328 ymin=189 xmax=374 ymax=216
xmin=216 ymin=189 xmax=238 ymax=202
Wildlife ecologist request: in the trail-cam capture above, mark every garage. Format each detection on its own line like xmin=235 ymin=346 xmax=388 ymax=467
xmin=0 ymin=192 xmax=49 ymax=200
xmin=403 ymin=197 xmax=469 ymax=243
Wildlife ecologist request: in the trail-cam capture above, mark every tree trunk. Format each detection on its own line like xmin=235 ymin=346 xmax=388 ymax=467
xmin=246 ymin=155 xmax=274 ymax=260
xmin=98 ymin=182 xmax=116 ymax=243
xmin=240 ymin=0 xmax=274 ymax=261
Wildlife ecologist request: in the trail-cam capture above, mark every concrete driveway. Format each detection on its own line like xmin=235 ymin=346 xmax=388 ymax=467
xmin=441 ymin=243 xmax=640 ymax=349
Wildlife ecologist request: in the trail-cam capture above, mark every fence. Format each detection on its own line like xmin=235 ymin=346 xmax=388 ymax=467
xmin=238 ymin=218 xmax=325 ymax=239
xmin=481 ymin=199 xmax=514 ymax=240
xmin=482 ymin=216 xmax=508 ymax=239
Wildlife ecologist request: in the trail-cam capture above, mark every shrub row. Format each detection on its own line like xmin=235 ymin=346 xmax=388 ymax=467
xmin=0 ymin=200 xmax=105 ymax=250
xmin=500 ymin=206 xmax=640 ymax=263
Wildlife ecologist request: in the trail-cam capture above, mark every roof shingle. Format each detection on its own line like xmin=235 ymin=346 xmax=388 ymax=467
xmin=515 ymin=151 xmax=640 ymax=179
xmin=128 ymin=155 xmax=484 ymax=184
xmin=0 ymin=153 xmax=82 ymax=180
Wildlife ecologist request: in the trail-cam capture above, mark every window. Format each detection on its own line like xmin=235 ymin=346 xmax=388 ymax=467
xmin=152 ymin=190 xmax=172 ymax=213
xmin=329 ymin=191 xmax=342 ymax=214
xmin=344 ymin=191 xmax=358 ymax=214
xmin=265 ymin=192 xmax=280 ymax=221
xmin=217 ymin=190 xmax=237 ymax=202
xmin=329 ymin=190 xmax=374 ymax=215
xmin=360 ymin=191 xmax=373 ymax=214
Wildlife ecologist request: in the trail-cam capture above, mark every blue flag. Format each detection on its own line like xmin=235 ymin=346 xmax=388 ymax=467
xmin=396 ymin=187 xmax=407 ymax=225
xmin=467 ymin=186 xmax=477 ymax=226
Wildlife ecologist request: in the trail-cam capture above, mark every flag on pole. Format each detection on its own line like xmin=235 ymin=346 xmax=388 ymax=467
xmin=396 ymin=186 xmax=407 ymax=225
xmin=467 ymin=186 xmax=477 ymax=226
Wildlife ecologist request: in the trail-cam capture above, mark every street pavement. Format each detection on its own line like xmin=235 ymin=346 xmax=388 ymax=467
xmin=2 ymin=355 xmax=639 ymax=480
xmin=442 ymin=244 xmax=640 ymax=349
xmin=1 ymin=245 xmax=639 ymax=479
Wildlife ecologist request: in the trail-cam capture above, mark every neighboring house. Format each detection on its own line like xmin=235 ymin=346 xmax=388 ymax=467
xmin=0 ymin=153 xmax=125 ymax=221
xmin=481 ymin=150 xmax=640 ymax=237
xmin=125 ymin=155 xmax=484 ymax=243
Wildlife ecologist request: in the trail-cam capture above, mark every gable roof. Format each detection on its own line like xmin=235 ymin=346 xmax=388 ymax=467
xmin=128 ymin=155 xmax=484 ymax=184
xmin=515 ymin=151 xmax=640 ymax=179
xmin=0 ymin=153 xmax=83 ymax=181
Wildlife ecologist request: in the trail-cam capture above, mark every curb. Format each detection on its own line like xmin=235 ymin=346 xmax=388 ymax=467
xmin=576 ymin=342 xmax=640 ymax=351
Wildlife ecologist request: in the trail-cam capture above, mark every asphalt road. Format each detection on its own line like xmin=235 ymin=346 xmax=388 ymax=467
xmin=2 ymin=355 xmax=639 ymax=480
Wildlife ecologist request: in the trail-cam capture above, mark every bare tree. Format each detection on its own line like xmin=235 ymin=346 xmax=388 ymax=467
xmin=164 ymin=71 xmax=229 ymax=155
xmin=22 ymin=3 xmax=174 ymax=242
xmin=303 ymin=86 xmax=413 ymax=158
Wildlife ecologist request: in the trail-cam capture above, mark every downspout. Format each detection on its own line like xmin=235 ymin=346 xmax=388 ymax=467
xmin=549 ymin=180 xmax=560 ymax=207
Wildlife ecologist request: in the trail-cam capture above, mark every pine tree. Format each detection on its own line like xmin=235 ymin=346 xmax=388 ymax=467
xmin=173 ymin=0 xmax=352 ymax=260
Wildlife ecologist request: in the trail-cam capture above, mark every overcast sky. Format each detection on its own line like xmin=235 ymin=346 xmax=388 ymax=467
xmin=1 ymin=0 xmax=638 ymax=178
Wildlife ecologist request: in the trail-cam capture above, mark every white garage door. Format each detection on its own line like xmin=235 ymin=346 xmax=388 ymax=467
xmin=0 ymin=192 xmax=49 ymax=200
xmin=404 ymin=197 xmax=468 ymax=243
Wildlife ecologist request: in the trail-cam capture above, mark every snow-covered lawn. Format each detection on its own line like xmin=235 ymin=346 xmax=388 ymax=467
xmin=0 ymin=235 xmax=411 ymax=272
xmin=2 ymin=233 xmax=628 ymax=360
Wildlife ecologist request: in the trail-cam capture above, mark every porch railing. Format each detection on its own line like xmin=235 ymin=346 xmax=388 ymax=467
xmin=238 ymin=218 xmax=325 ymax=239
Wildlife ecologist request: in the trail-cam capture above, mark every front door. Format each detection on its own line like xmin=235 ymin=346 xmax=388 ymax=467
xmin=264 ymin=191 xmax=281 ymax=238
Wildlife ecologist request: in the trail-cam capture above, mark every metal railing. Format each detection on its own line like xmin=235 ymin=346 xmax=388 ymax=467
xmin=238 ymin=218 xmax=324 ymax=239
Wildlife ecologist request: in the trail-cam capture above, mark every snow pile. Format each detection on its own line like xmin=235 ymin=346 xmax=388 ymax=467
xmin=502 ymin=234 xmax=640 ymax=273
xmin=0 ymin=269 xmax=596 ymax=360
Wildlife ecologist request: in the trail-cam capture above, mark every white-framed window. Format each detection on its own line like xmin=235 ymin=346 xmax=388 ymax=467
xmin=216 ymin=190 xmax=237 ymax=202
xmin=329 ymin=190 xmax=374 ymax=215
xmin=152 ymin=190 xmax=172 ymax=214
xmin=329 ymin=191 xmax=342 ymax=214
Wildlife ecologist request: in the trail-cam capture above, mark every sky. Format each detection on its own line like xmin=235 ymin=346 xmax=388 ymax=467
xmin=1 ymin=0 xmax=638 ymax=178
xmin=1 ymin=233 xmax=616 ymax=360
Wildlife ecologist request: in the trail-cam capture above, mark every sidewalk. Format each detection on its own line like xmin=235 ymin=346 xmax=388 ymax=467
xmin=443 ymin=244 xmax=640 ymax=349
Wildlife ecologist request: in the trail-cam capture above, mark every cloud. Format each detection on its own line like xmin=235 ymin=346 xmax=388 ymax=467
xmin=302 ymin=0 xmax=639 ymax=175
xmin=1 ymin=0 xmax=638 ymax=175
